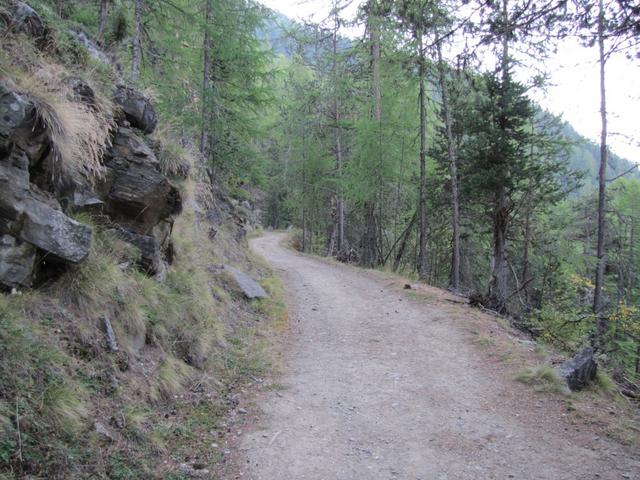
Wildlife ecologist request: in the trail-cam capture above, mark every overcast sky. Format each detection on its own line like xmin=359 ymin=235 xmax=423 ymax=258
xmin=257 ymin=0 xmax=640 ymax=165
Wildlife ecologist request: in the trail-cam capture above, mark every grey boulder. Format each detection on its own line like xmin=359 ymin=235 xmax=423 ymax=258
xmin=113 ymin=85 xmax=157 ymax=134
xmin=20 ymin=197 xmax=92 ymax=263
xmin=556 ymin=347 xmax=597 ymax=391
xmin=7 ymin=2 xmax=46 ymax=39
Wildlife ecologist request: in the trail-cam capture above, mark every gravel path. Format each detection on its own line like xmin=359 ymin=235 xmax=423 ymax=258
xmin=232 ymin=232 xmax=639 ymax=480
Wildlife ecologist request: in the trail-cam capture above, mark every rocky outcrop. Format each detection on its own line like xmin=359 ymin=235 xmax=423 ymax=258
xmin=0 ymin=84 xmax=93 ymax=288
xmin=68 ymin=29 xmax=110 ymax=65
xmin=0 ymin=150 xmax=92 ymax=266
xmin=98 ymin=126 xmax=181 ymax=234
xmin=0 ymin=5 xmax=183 ymax=288
xmin=96 ymin=125 xmax=181 ymax=278
xmin=64 ymin=76 xmax=98 ymax=107
xmin=113 ymin=85 xmax=157 ymax=134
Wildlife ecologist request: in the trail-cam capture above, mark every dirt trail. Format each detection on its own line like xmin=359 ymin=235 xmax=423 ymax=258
xmin=231 ymin=232 xmax=639 ymax=480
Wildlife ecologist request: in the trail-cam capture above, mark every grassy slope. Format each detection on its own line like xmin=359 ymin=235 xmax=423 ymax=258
xmin=1 ymin=199 xmax=287 ymax=479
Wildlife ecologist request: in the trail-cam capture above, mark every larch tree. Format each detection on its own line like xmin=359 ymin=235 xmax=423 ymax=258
xmin=396 ymin=0 xmax=446 ymax=280
xmin=360 ymin=0 xmax=385 ymax=267
xmin=131 ymin=0 xmax=143 ymax=82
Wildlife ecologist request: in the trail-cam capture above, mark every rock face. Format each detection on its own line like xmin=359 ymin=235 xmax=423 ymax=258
xmin=113 ymin=85 xmax=157 ymax=134
xmin=0 ymin=234 xmax=36 ymax=287
xmin=222 ymin=265 xmax=268 ymax=299
xmin=0 ymin=6 xmax=182 ymax=288
xmin=0 ymin=85 xmax=30 ymax=155
xmin=557 ymin=347 xmax=597 ymax=390
xmin=97 ymin=125 xmax=181 ymax=279
xmin=0 ymin=86 xmax=93 ymax=288
xmin=110 ymin=227 xmax=166 ymax=278
xmin=99 ymin=127 xmax=181 ymax=234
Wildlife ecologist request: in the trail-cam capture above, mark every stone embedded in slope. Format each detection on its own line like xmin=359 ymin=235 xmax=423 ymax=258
xmin=63 ymin=76 xmax=97 ymax=107
xmin=20 ymin=197 xmax=92 ymax=263
xmin=109 ymin=227 xmax=166 ymax=278
xmin=113 ymin=85 xmax=157 ymax=134
xmin=0 ymin=84 xmax=30 ymax=155
xmin=222 ymin=265 xmax=267 ymax=299
xmin=67 ymin=30 xmax=110 ymax=65
xmin=556 ymin=347 xmax=597 ymax=391
xmin=0 ymin=147 xmax=92 ymax=265
xmin=8 ymin=2 xmax=46 ymax=39
xmin=0 ymin=234 xmax=36 ymax=287
xmin=99 ymin=126 xmax=181 ymax=234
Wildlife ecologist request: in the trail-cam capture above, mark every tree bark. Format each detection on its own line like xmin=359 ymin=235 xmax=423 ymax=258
xmin=489 ymin=189 xmax=510 ymax=309
xmin=522 ymin=202 xmax=532 ymax=303
xmin=98 ymin=0 xmax=109 ymax=41
xmin=362 ymin=8 xmax=383 ymax=267
xmin=436 ymin=43 xmax=460 ymax=290
xmin=200 ymin=0 xmax=214 ymax=165
xmin=417 ymin=30 xmax=428 ymax=280
xmin=332 ymin=1 xmax=345 ymax=254
xmin=593 ymin=0 xmax=608 ymax=343
xmin=130 ymin=0 xmax=143 ymax=83
xmin=488 ymin=0 xmax=511 ymax=311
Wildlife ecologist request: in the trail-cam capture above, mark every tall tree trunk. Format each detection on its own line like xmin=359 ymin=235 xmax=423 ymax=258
xmin=436 ymin=43 xmax=460 ymax=290
xmin=362 ymin=8 xmax=383 ymax=267
xmin=522 ymin=202 xmax=532 ymax=303
xmin=488 ymin=0 xmax=511 ymax=311
xmin=489 ymin=190 xmax=509 ymax=308
xmin=302 ymin=135 xmax=308 ymax=253
xmin=417 ymin=30 xmax=428 ymax=280
xmin=130 ymin=0 xmax=143 ymax=83
xmin=331 ymin=2 xmax=345 ymax=253
xmin=593 ymin=0 xmax=608 ymax=344
xmin=630 ymin=217 xmax=636 ymax=303
xmin=200 ymin=0 xmax=214 ymax=165
xmin=393 ymin=212 xmax=417 ymax=272
xmin=98 ymin=0 xmax=109 ymax=41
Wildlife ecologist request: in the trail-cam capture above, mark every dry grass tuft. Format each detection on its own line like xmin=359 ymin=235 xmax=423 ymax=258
xmin=28 ymin=81 xmax=113 ymax=184
xmin=1 ymin=44 xmax=114 ymax=186
xmin=153 ymin=356 xmax=193 ymax=402
xmin=151 ymin=125 xmax=196 ymax=179
xmin=515 ymin=365 xmax=569 ymax=395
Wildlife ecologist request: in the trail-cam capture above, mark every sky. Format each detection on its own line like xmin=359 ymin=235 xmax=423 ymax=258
xmin=257 ymin=0 xmax=640 ymax=165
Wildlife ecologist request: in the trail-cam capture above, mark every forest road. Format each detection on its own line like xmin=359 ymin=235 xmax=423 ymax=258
xmin=233 ymin=231 xmax=639 ymax=480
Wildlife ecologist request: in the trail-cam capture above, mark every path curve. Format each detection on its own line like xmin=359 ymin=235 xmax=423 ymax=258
xmin=234 ymin=232 xmax=638 ymax=480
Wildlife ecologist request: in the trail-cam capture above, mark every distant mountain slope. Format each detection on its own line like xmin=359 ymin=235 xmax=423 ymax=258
xmin=560 ymin=121 xmax=639 ymax=187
